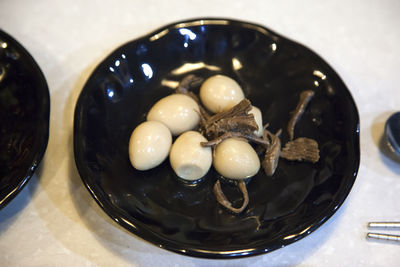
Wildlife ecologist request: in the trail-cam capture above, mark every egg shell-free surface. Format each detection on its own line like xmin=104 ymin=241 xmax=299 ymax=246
xmin=249 ymin=106 xmax=263 ymax=137
xmin=213 ymin=138 xmax=260 ymax=179
xmin=169 ymin=131 xmax=212 ymax=181
xmin=129 ymin=121 xmax=172 ymax=171
xmin=200 ymin=75 xmax=244 ymax=113
xmin=147 ymin=94 xmax=200 ymax=136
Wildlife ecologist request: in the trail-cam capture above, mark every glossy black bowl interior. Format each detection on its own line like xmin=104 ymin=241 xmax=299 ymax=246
xmin=0 ymin=30 xmax=49 ymax=209
xmin=74 ymin=18 xmax=360 ymax=258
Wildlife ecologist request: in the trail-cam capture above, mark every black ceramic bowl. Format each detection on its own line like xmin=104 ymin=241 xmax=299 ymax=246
xmin=0 ymin=30 xmax=49 ymax=210
xmin=74 ymin=18 xmax=360 ymax=258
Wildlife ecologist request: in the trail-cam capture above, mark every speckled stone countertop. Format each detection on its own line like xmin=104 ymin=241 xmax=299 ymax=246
xmin=1 ymin=0 xmax=399 ymax=266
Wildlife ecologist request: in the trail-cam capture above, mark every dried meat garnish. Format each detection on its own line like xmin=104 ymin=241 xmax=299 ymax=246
xmin=261 ymin=128 xmax=282 ymax=176
xmin=199 ymin=99 xmax=258 ymax=139
xmin=213 ymin=180 xmax=249 ymax=214
xmin=280 ymin=137 xmax=320 ymax=163
xmin=287 ymin=90 xmax=315 ymax=140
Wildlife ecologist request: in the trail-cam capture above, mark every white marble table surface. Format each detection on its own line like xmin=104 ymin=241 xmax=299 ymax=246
xmin=1 ymin=0 xmax=400 ymax=266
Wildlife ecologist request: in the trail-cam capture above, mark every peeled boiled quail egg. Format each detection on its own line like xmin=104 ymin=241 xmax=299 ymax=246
xmin=199 ymin=75 xmax=244 ymax=113
xmin=147 ymin=94 xmax=200 ymax=136
xmin=249 ymin=106 xmax=263 ymax=137
xmin=213 ymin=138 xmax=260 ymax=180
xmin=129 ymin=121 xmax=172 ymax=171
xmin=169 ymin=131 xmax=212 ymax=181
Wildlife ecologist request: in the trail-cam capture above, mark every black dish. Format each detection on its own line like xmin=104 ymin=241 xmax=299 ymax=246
xmin=385 ymin=112 xmax=400 ymax=156
xmin=0 ymin=30 xmax=49 ymax=210
xmin=74 ymin=18 xmax=360 ymax=258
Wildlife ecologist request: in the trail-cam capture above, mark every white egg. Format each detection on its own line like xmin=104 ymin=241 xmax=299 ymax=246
xmin=249 ymin=106 xmax=263 ymax=137
xmin=129 ymin=121 xmax=172 ymax=171
xmin=169 ymin=131 xmax=212 ymax=181
xmin=147 ymin=94 xmax=200 ymax=136
xmin=200 ymin=75 xmax=244 ymax=113
xmin=213 ymin=138 xmax=260 ymax=180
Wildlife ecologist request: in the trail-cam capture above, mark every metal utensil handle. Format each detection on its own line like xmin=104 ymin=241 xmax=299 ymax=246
xmin=367 ymin=232 xmax=400 ymax=242
xmin=368 ymin=222 xmax=400 ymax=228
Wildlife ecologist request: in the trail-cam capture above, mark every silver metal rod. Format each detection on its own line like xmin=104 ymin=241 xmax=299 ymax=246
xmin=367 ymin=232 xmax=400 ymax=242
xmin=368 ymin=222 xmax=400 ymax=229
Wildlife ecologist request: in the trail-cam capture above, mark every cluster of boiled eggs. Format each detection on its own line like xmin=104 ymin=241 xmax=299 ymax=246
xmin=129 ymin=75 xmax=264 ymax=182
